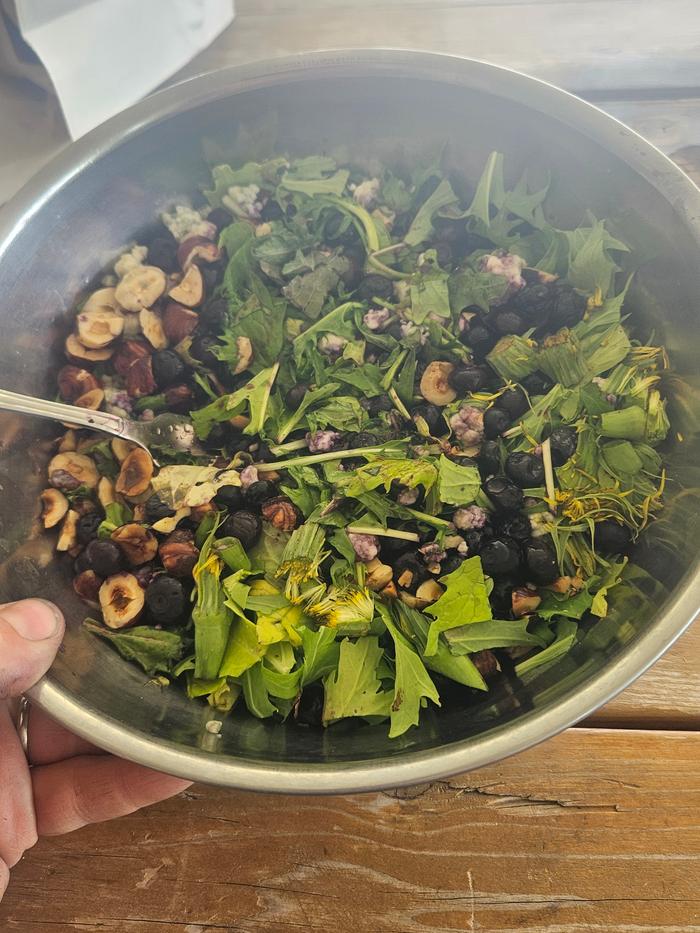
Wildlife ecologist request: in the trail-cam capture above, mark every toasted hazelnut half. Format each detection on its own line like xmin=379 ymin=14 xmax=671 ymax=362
xmin=77 ymin=308 xmax=125 ymax=349
xmin=420 ymin=361 xmax=457 ymax=406
xmin=57 ymin=365 xmax=100 ymax=403
xmin=415 ymin=578 xmax=444 ymax=607
xmin=74 ymin=569 xmax=102 ymax=606
xmin=126 ymin=355 xmax=156 ymax=398
xmin=140 ymin=308 xmax=168 ymax=350
xmin=189 ymin=501 xmax=216 ymax=523
xmin=365 ymin=558 xmax=393 ymax=591
xmin=115 ymin=265 xmax=167 ymax=312
xmin=115 ymin=448 xmax=153 ymax=497
xmin=162 ymin=302 xmax=198 ymax=344
xmin=168 ymin=263 xmax=204 ymax=307
xmin=177 ymin=235 xmax=221 ymax=269
xmin=512 ymin=587 xmax=542 ymax=617
xmin=122 ymin=312 xmax=143 ymax=339
xmin=40 ymin=488 xmax=69 ymax=528
xmin=112 ymin=339 xmax=151 ymax=378
xmin=48 ymin=452 xmax=99 ymax=490
xmin=261 ymin=496 xmax=301 ymax=531
xmin=111 ymin=523 xmax=158 ymax=566
xmin=232 ymin=335 xmax=254 ymax=375
xmin=151 ymin=507 xmax=191 ymax=535
xmin=58 ymin=429 xmax=77 ymax=452
xmin=75 ymin=388 xmax=105 ymax=411
xmin=111 ymin=438 xmax=136 ymax=463
xmin=97 ymin=476 xmax=115 ymax=508
xmin=65 ymin=333 xmax=114 ymax=363
xmin=471 ymin=649 xmax=501 ymax=679
xmin=56 ymin=509 xmax=79 ymax=551
xmin=159 ymin=529 xmax=199 ymax=578
xmin=82 ymin=286 xmax=121 ymax=314
xmin=380 ymin=581 xmax=398 ymax=599
xmin=99 ymin=572 xmax=145 ymax=629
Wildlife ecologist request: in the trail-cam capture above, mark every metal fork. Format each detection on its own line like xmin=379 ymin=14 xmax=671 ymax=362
xmin=0 ymin=389 xmax=196 ymax=459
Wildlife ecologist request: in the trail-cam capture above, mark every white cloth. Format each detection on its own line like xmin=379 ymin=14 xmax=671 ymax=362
xmin=12 ymin=0 xmax=234 ymax=139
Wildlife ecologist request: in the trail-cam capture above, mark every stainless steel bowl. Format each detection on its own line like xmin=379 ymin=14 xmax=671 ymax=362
xmin=1 ymin=50 xmax=699 ymax=793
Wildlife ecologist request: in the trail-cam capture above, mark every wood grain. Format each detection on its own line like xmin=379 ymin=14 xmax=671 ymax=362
xmin=2 ymin=728 xmax=698 ymax=932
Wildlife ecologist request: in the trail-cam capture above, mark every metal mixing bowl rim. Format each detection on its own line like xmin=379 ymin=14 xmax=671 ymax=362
xmin=2 ymin=49 xmax=698 ymax=793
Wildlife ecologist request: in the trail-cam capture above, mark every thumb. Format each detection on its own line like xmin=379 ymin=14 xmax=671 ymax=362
xmin=0 ymin=600 xmax=65 ymax=699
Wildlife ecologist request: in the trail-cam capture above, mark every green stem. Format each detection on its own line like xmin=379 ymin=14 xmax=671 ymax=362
xmin=256 ymin=445 xmax=387 ymax=472
xmin=347 ymin=525 xmax=420 ymax=542
xmin=381 ymin=349 xmax=408 ymax=390
xmin=406 ymin=507 xmax=452 ymax=529
xmin=367 ymin=253 xmax=408 ymax=280
xmin=269 ymin=438 xmax=308 ymax=456
xmin=388 ymin=387 xmax=411 ymax=420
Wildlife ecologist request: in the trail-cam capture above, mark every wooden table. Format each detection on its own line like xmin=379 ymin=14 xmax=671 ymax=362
xmin=1 ymin=3 xmax=699 ymax=929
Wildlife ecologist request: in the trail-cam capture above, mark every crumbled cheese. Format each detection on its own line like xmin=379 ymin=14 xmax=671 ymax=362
xmin=161 ymin=205 xmax=216 ymax=243
xmin=363 ymin=307 xmax=391 ymax=331
xmin=103 ymin=386 xmax=133 ymax=418
xmin=318 ymin=334 xmax=348 ymax=356
xmin=239 ymin=465 xmax=259 ymax=489
xmin=450 ymin=406 xmax=485 ymax=447
xmin=353 ymin=177 xmax=381 ymax=209
xmin=453 ymin=505 xmax=488 ymax=531
xmin=480 ymin=251 xmax=526 ymax=292
xmin=222 ymin=184 xmax=263 ymax=221
xmin=114 ymin=244 xmax=148 ymax=279
xmin=205 ymin=720 xmax=223 ymax=735
xmin=348 ymin=533 xmax=380 ymax=562
xmin=306 ymin=430 xmax=342 ymax=453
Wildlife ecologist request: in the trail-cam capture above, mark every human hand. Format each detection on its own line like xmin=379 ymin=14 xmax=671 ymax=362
xmin=0 ymin=599 xmax=192 ymax=900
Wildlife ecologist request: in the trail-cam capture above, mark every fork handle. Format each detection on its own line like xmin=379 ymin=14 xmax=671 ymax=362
xmin=0 ymin=389 xmax=128 ymax=438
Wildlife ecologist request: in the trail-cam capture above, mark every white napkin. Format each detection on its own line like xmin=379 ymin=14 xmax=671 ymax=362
xmin=12 ymin=0 xmax=234 ymax=139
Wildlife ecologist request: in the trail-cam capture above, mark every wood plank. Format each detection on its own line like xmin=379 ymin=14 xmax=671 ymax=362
xmin=177 ymin=1 xmax=700 ymax=93
xmin=2 ymin=729 xmax=698 ymax=932
xmin=587 ymin=621 xmax=700 ymax=728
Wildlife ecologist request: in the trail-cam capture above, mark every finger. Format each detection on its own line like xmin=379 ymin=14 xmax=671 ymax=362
xmin=27 ymin=707 xmax=102 ymax=766
xmin=0 ymin=857 xmax=8 ymax=901
xmin=32 ymin=755 xmax=192 ymax=836
xmin=0 ymin=600 xmax=64 ymax=699
xmin=0 ymin=704 xmax=37 ymax=867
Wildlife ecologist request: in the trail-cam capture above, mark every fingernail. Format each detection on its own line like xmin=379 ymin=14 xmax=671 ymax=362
xmin=2 ymin=599 xmax=62 ymax=641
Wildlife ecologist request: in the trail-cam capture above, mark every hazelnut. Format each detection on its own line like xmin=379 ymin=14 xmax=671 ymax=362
xmin=365 ymin=559 xmax=393 ymax=591
xmin=112 ymin=339 xmax=151 ymax=378
xmin=65 ymin=333 xmax=114 ymax=363
xmin=58 ymin=429 xmax=78 ymax=452
xmin=111 ymin=438 xmax=136 ymax=463
xmin=114 ymin=265 xmax=167 ymax=312
xmin=162 ymin=302 xmax=198 ymax=344
xmin=471 ymin=649 xmax=501 ymax=679
xmin=176 ymin=235 xmax=221 ymax=269
xmin=415 ymin=578 xmax=444 ymax=607
xmin=159 ymin=529 xmax=199 ymax=577
xmin=380 ymin=581 xmax=398 ymax=599
xmin=168 ymin=263 xmax=204 ymax=307
xmin=99 ymin=572 xmax=145 ymax=628
xmin=163 ymin=384 xmax=194 ymax=411
xmin=76 ymin=307 xmax=124 ymax=349
xmin=115 ymin=447 xmax=154 ymax=497
xmin=48 ymin=452 xmax=99 ymax=490
xmin=231 ymin=335 xmax=253 ymax=375
xmin=420 ymin=361 xmax=457 ymax=406
xmin=111 ymin=523 xmax=159 ymax=566
xmin=190 ymin=501 xmax=216 ymax=523
xmin=40 ymin=488 xmax=69 ymax=528
xmin=75 ymin=388 xmax=105 ymax=411
xmin=56 ymin=509 xmax=79 ymax=551
xmin=74 ymin=569 xmax=102 ymax=606
xmin=511 ymin=587 xmax=542 ymax=617
xmin=125 ymin=354 xmax=157 ymax=398
xmin=97 ymin=476 xmax=115 ymax=507
xmin=57 ymin=365 xmax=100 ymax=403
xmin=261 ymin=496 xmax=301 ymax=531
xmin=140 ymin=308 xmax=169 ymax=350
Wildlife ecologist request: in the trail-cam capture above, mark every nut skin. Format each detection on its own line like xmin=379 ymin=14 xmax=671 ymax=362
xmin=159 ymin=529 xmax=199 ymax=578
xmin=163 ymin=384 xmax=194 ymax=412
xmin=168 ymin=264 xmax=204 ymax=307
xmin=73 ymin=569 xmax=102 ymax=605
xmin=75 ymin=388 xmax=105 ymax=410
xmin=471 ymin=649 xmax=501 ymax=679
xmin=112 ymin=339 xmax=152 ymax=378
xmin=260 ymin=496 xmax=302 ymax=531
xmin=57 ymin=365 xmax=100 ymax=402
xmin=111 ymin=523 xmax=159 ymax=566
xmin=40 ymin=488 xmax=69 ymax=528
xmin=99 ymin=572 xmax=145 ymax=629
xmin=176 ymin=235 xmax=221 ymax=269
xmin=511 ymin=587 xmax=542 ymax=617
xmin=48 ymin=452 xmax=99 ymax=490
xmin=125 ymin=354 xmax=157 ymax=398
xmin=116 ymin=448 xmax=154 ymax=498
xmin=162 ymin=302 xmax=198 ymax=344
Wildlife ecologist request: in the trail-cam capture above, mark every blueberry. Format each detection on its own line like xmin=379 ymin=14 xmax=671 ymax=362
xmin=505 ymin=452 xmax=545 ymax=488
xmin=448 ymin=363 xmax=490 ymax=395
xmin=484 ymin=475 xmax=524 ymax=511
xmin=76 ymin=511 xmax=103 ymax=545
xmin=497 ymin=387 xmax=529 ymax=419
xmin=259 ymin=199 xmax=284 ymax=222
xmin=495 ymin=512 xmax=532 ymax=543
xmin=285 ymin=384 xmax=309 ymax=409
xmin=461 ymin=321 xmax=496 ymax=358
xmin=85 ymin=539 xmax=124 ymax=577
xmin=594 ymin=520 xmax=632 ymax=555
xmin=379 ymin=536 xmax=413 ymax=561
xmin=354 ymin=274 xmax=395 ymax=303
xmin=483 ymin=407 xmax=511 ymax=438
xmin=348 ymin=431 xmax=378 ymax=449
xmin=478 ymin=440 xmax=502 ymax=478
xmin=190 ymin=334 xmax=220 ymax=368
xmin=197 ymin=297 xmax=229 ymax=334
xmin=207 ymin=207 xmax=233 ymax=233
xmin=296 ymin=682 xmax=324 ymax=727
xmin=219 ymin=511 xmax=261 ymax=549
xmin=361 ymin=394 xmax=394 ymax=416
xmin=412 ymin=403 xmax=443 ymax=435
xmin=440 ymin=553 xmax=465 ymax=575
xmin=521 ymin=371 xmax=554 ymax=396
xmin=145 ymin=494 xmax=176 ymax=523
xmin=145 ymin=575 xmax=186 ymax=625
xmin=480 ymin=536 xmax=521 ymax=577
xmin=548 ymin=426 xmax=578 ymax=466
xmin=151 ymin=350 xmax=186 ymax=389
xmin=214 ymin=485 xmax=244 ymax=511
xmin=525 ymin=539 xmax=559 ymax=584
xmin=462 ymin=528 xmax=488 ymax=555
xmin=73 ymin=550 xmax=92 ymax=575
xmin=147 ymin=235 xmax=179 ymax=274
xmin=243 ymin=480 xmax=277 ymax=510
xmin=492 ymin=309 xmax=526 ymax=336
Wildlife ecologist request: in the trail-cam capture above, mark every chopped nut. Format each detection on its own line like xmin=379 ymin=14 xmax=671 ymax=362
xmin=380 ymin=581 xmax=398 ymax=599
xmin=82 ymin=286 xmax=122 ymax=315
xmin=162 ymin=302 xmax=198 ymax=344
xmin=40 ymin=488 xmax=69 ymax=528
xmin=74 ymin=569 xmax=102 ymax=606
xmin=58 ymin=430 xmax=77 ymax=452
xmin=112 ymin=339 xmax=152 ymax=377
xmin=75 ymin=388 xmax=105 ymax=411
xmin=48 ymin=452 xmax=99 ymax=490
xmin=99 ymin=572 xmax=145 ymax=628
xmin=190 ymin=501 xmax=216 ymax=523
xmin=97 ymin=476 xmax=115 ymax=507
xmin=76 ymin=307 xmax=124 ymax=349
xmin=114 ymin=265 xmax=167 ymax=312
xmin=65 ymin=333 xmax=114 ymax=363
xmin=116 ymin=448 xmax=154 ymax=498
xmin=159 ymin=529 xmax=199 ymax=577
xmin=365 ymin=558 xmax=393 ymax=591
xmin=176 ymin=235 xmax=221 ymax=269
xmin=261 ymin=496 xmax=301 ymax=531
xmin=57 ymin=365 xmax=100 ymax=402
xmin=415 ymin=579 xmax=444 ymax=607
xmin=56 ymin=509 xmax=79 ymax=551
xmin=419 ymin=361 xmax=457 ymax=406
xmin=140 ymin=308 xmax=169 ymax=350
xmin=168 ymin=263 xmax=204 ymax=307
xmin=111 ymin=523 xmax=159 ymax=565
xmin=471 ymin=649 xmax=501 ymax=679
xmin=125 ymin=355 xmax=156 ymax=398
xmin=111 ymin=438 xmax=136 ymax=463
xmin=511 ymin=587 xmax=542 ymax=617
